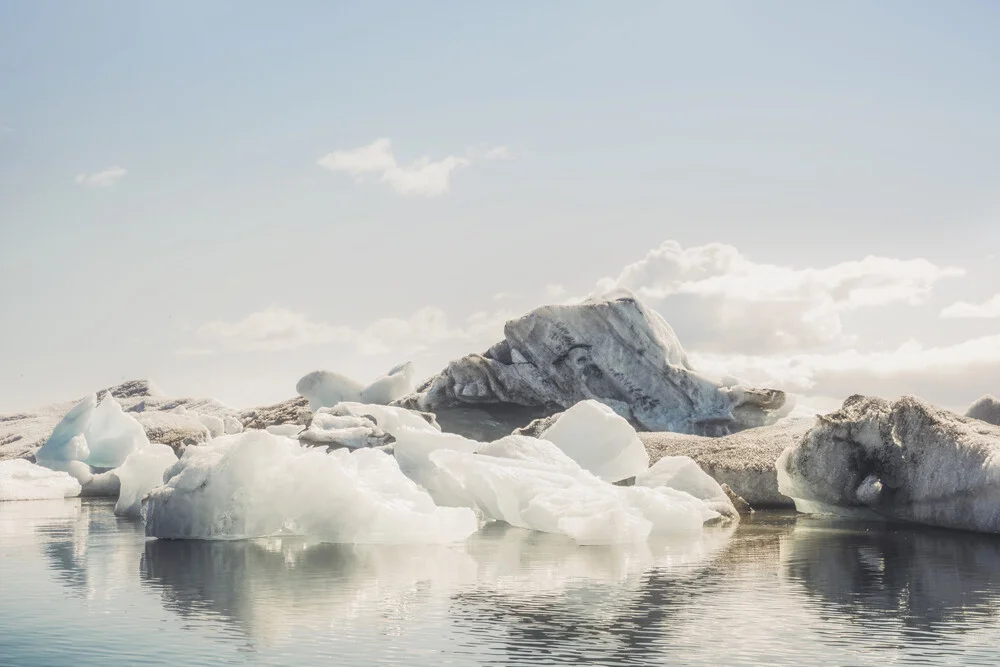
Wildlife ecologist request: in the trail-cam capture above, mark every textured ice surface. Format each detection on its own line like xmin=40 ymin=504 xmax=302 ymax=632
xmin=144 ymin=430 xmax=478 ymax=543
xmin=0 ymin=459 xmax=81 ymax=501
xmin=392 ymin=428 xmax=730 ymax=544
xmin=295 ymin=371 xmax=365 ymax=411
xmin=34 ymin=394 xmax=97 ymax=472
xmin=540 ymin=400 xmax=650 ymax=482
xmin=967 ymin=395 xmax=1000 ymax=426
xmin=635 ymin=456 xmax=740 ymax=521
xmin=778 ymin=395 xmax=1000 ymax=533
xmin=360 ymin=362 xmax=416 ymax=405
xmin=114 ymin=443 xmax=178 ymax=516
xmin=396 ymin=292 xmax=789 ymax=435
xmin=328 ymin=402 xmax=440 ymax=436
xmin=638 ymin=419 xmax=812 ymax=508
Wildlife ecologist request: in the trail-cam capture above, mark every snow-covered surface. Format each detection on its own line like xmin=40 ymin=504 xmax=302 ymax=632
xmin=639 ymin=419 xmax=812 ymax=508
xmin=967 ymin=394 xmax=1000 ymax=426
xmin=539 ymin=400 xmax=649 ymax=482
xmin=395 ymin=292 xmax=790 ymax=435
xmin=0 ymin=459 xmax=81 ymax=501
xmin=777 ymin=395 xmax=1000 ymax=533
xmin=114 ymin=444 xmax=178 ymax=516
xmin=143 ymin=430 xmax=478 ymax=543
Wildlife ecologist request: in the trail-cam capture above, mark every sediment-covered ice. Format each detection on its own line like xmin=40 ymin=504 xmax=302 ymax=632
xmin=539 ymin=400 xmax=649 ymax=482
xmin=394 ymin=292 xmax=789 ymax=435
xmin=391 ymin=427 xmax=731 ymax=544
xmin=143 ymin=430 xmax=478 ymax=543
xmin=114 ymin=444 xmax=178 ymax=516
xmin=0 ymin=459 xmax=82 ymax=501
xmin=777 ymin=395 xmax=1000 ymax=533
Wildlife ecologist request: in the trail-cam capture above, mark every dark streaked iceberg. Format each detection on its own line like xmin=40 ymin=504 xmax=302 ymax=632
xmin=394 ymin=292 xmax=790 ymax=435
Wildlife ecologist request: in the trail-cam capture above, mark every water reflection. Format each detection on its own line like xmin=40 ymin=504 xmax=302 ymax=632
xmin=139 ymin=522 xmax=736 ymax=648
xmin=783 ymin=517 xmax=1000 ymax=638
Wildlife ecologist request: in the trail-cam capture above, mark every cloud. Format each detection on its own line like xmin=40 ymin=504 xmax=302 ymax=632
xmin=940 ymin=294 xmax=1000 ymax=319
xmin=545 ymin=284 xmax=566 ymax=297
xmin=174 ymin=348 xmax=217 ymax=356
xmin=596 ymin=240 xmax=964 ymax=353
xmin=198 ymin=308 xmax=355 ymax=352
xmin=75 ymin=166 xmax=127 ymax=187
xmin=482 ymin=145 xmax=512 ymax=160
xmin=318 ymin=138 xmax=472 ymax=197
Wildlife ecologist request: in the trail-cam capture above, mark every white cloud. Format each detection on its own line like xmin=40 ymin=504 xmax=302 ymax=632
xmin=75 ymin=166 xmax=127 ymax=187
xmin=940 ymin=294 xmax=1000 ymax=319
xmin=482 ymin=145 xmax=512 ymax=160
xmin=596 ymin=240 xmax=964 ymax=353
xmin=198 ymin=308 xmax=355 ymax=352
xmin=318 ymin=138 xmax=471 ymax=197
xmin=545 ymin=283 xmax=566 ymax=297
xmin=174 ymin=347 xmax=217 ymax=356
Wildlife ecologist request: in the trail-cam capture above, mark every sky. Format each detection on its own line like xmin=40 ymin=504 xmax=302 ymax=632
xmin=1 ymin=1 xmax=998 ymax=413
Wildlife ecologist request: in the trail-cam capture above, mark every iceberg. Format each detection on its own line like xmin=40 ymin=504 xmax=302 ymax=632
xmin=0 ymin=459 xmax=82 ymax=501
xmin=143 ymin=430 xmax=479 ymax=543
xmin=538 ymin=400 xmax=649 ymax=482
xmin=394 ymin=292 xmax=789 ymax=435
xmin=967 ymin=394 xmax=1000 ymax=426
xmin=638 ymin=419 xmax=812 ymax=508
xmin=391 ymin=426 xmax=733 ymax=545
xmin=114 ymin=443 xmax=178 ymax=516
xmin=295 ymin=371 xmax=365 ymax=411
xmin=359 ymin=362 xmax=416 ymax=405
xmin=34 ymin=393 xmax=149 ymax=487
xmin=777 ymin=395 xmax=1000 ymax=533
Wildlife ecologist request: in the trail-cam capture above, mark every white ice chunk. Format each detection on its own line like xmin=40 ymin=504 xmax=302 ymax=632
xmin=635 ymin=456 xmax=739 ymax=520
xmin=329 ymin=402 xmax=439 ymax=437
xmin=540 ymin=400 xmax=650 ymax=482
xmin=34 ymin=394 xmax=97 ymax=471
xmin=0 ymin=459 xmax=82 ymax=501
xmin=143 ymin=431 xmax=478 ymax=543
xmin=196 ymin=413 xmax=226 ymax=438
xmin=114 ymin=443 xmax=178 ymax=516
xmin=266 ymin=424 xmax=304 ymax=437
xmin=392 ymin=429 xmax=480 ymax=506
xmin=223 ymin=416 xmax=244 ymax=434
xmin=84 ymin=394 xmax=150 ymax=468
xmin=295 ymin=371 xmax=364 ymax=411
xmin=360 ymin=362 xmax=415 ymax=405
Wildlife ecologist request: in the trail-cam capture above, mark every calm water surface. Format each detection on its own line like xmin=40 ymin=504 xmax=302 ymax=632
xmin=2 ymin=498 xmax=999 ymax=666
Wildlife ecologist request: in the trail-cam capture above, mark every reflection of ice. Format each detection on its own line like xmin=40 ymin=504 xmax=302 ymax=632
xmin=18 ymin=498 xmax=148 ymax=601
xmin=139 ymin=523 xmax=736 ymax=647
xmin=783 ymin=516 xmax=1000 ymax=638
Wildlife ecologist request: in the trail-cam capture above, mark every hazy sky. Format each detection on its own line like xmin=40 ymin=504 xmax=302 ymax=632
xmin=1 ymin=1 xmax=998 ymax=412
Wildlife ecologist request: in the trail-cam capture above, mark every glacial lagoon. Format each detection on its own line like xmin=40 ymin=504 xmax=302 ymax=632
xmin=3 ymin=499 xmax=999 ymax=666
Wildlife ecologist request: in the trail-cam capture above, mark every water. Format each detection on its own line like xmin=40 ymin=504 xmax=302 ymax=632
xmin=2 ymin=499 xmax=999 ymax=666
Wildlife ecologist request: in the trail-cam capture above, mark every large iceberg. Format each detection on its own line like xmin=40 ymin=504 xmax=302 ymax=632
xmin=0 ymin=459 xmax=82 ymax=501
xmin=143 ymin=430 xmax=478 ymax=543
xmin=394 ymin=292 xmax=789 ymax=435
xmin=777 ymin=395 xmax=1000 ymax=533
